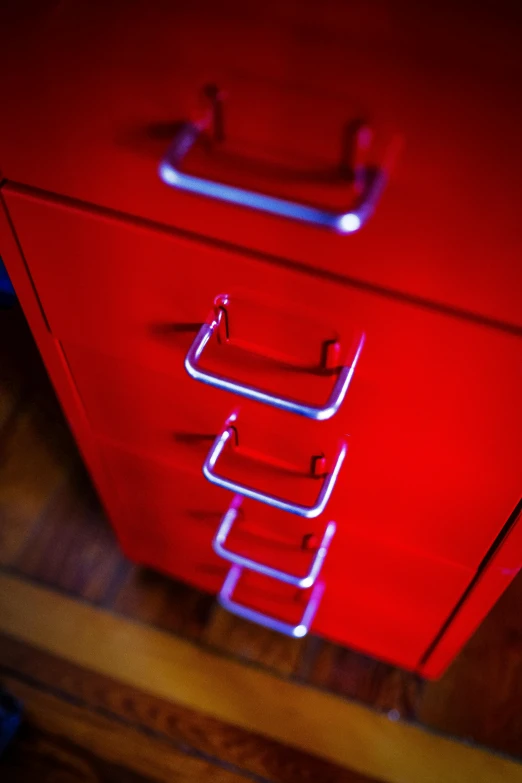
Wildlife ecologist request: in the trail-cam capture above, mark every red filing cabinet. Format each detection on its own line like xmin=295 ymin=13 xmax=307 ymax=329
xmin=0 ymin=0 xmax=521 ymax=677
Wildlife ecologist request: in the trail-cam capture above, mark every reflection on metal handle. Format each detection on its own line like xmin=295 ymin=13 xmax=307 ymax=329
xmin=158 ymin=121 xmax=389 ymax=233
xmin=203 ymin=423 xmax=347 ymax=519
xmin=213 ymin=495 xmax=336 ymax=588
xmin=218 ymin=564 xmax=324 ymax=638
xmin=185 ymin=311 xmax=365 ymax=422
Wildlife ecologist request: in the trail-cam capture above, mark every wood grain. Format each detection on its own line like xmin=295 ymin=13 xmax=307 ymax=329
xmin=301 ymin=639 xmax=423 ymax=720
xmin=0 ymin=404 xmax=68 ymax=566
xmin=1 ymin=572 xmax=521 ymax=783
xmin=2 ymin=676 xmax=253 ymax=783
xmin=0 ymin=306 xmax=75 ymax=566
xmin=13 ymin=471 xmax=126 ymax=605
xmin=202 ymin=605 xmax=305 ymax=676
xmin=0 ymin=633 xmax=378 ymax=783
xmin=2 ymin=724 xmax=166 ymax=783
xmin=111 ymin=565 xmax=216 ymax=642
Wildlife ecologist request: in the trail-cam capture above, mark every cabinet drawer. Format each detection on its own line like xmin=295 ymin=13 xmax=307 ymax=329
xmin=100 ymin=443 xmax=228 ymax=595
xmin=61 ymin=334 xmax=522 ymax=574
xmin=1 ymin=2 xmax=522 ymax=327
xmin=97 ymin=438 xmax=474 ymax=670
xmin=64 ymin=337 xmax=352 ymax=525
xmin=6 ymin=192 xmax=521 ymax=569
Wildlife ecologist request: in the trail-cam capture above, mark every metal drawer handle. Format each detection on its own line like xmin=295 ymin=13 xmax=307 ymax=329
xmin=213 ymin=495 xmax=336 ymax=588
xmin=218 ymin=564 xmax=325 ymax=638
xmin=203 ymin=419 xmax=347 ymax=519
xmin=185 ymin=305 xmax=365 ymax=422
xmin=159 ymin=88 xmax=396 ymax=233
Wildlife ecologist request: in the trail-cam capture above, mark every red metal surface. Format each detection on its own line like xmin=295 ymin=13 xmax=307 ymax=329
xmin=0 ymin=2 xmax=522 ymax=328
xmin=97 ymin=438 xmax=475 ymax=671
xmin=0 ymin=186 xmax=481 ymax=674
xmin=420 ymin=507 xmax=522 ymax=678
xmin=4 ymin=190 xmax=521 ymax=573
xmin=0 ymin=1 xmax=521 ymax=676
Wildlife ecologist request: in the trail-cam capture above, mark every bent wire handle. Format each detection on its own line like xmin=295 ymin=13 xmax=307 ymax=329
xmin=203 ymin=425 xmax=347 ymax=519
xmin=213 ymin=495 xmax=336 ymax=588
xmin=218 ymin=563 xmax=325 ymax=638
xmin=185 ymin=311 xmax=365 ymax=422
xmin=158 ymin=121 xmax=389 ymax=233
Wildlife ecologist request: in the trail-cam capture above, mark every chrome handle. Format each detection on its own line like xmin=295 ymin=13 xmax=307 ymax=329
xmin=185 ymin=305 xmax=365 ymax=422
xmin=218 ymin=563 xmax=324 ymax=638
xmin=213 ymin=495 xmax=336 ymax=588
xmin=203 ymin=421 xmax=347 ymax=519
xmin=159 ymin=120 xmax=391 ymax=233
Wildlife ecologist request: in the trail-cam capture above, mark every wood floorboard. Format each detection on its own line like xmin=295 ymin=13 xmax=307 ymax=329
xmin=1 ymin=675 xmax=258 ymax=783
xmin=2 ymin=576 xmax=521 ymax=783
xmin=0 ymin=402 xmax=68 ymax=567
xmin=111 ymin=565 xmax=217 ymax=643
xmin=202 ymin=605 xmax=306 ymax=676
xmin=300 ymin=641 xmax=423 ymax=721
xmin=3 ymin=725 xmax=162 ymax=783
xmin=13 ymin=474 xmax=126 ymax=605
xmin=0 ymin=633 xmax=378 ymax=783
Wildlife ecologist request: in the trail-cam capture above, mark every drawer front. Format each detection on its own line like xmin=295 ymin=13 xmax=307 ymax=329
xmin=100 ymin=444 xmax=228 ymax=595
xmin=61 ymin=336 xmax=522 ymax=574
xmin=97 ymin=438 xmax=474 ymax=670
xmin=1 ymin=2 xmax=522 ymax=327
xmin=63 ymin=339 xmax=351 ymax=519
xmin=7 ymin=193 xmax=519 ymax=568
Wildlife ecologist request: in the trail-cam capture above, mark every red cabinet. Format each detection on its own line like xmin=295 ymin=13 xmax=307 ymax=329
xmin=4 ymin=190 xmax=521 ymax=571
xmin=1 ymin=2 xmax=521 ymax=328
xmin=0 ymin=1 xmax=521 ymax=677
xmin=97 ymin=438 xmax=475 ymax=668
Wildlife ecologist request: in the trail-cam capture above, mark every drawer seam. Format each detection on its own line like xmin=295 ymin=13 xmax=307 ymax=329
xmin=4 ymin=179 xmax=522 ymax=338
xmin=418 ymin=496 xmax=522 ymax=669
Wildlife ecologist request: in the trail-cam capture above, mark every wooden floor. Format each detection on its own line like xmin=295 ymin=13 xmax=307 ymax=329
xmin=1 ymin=304 xmax=522 ymax=780
xmin=1 ymin=633 xmax=383 ymax=783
